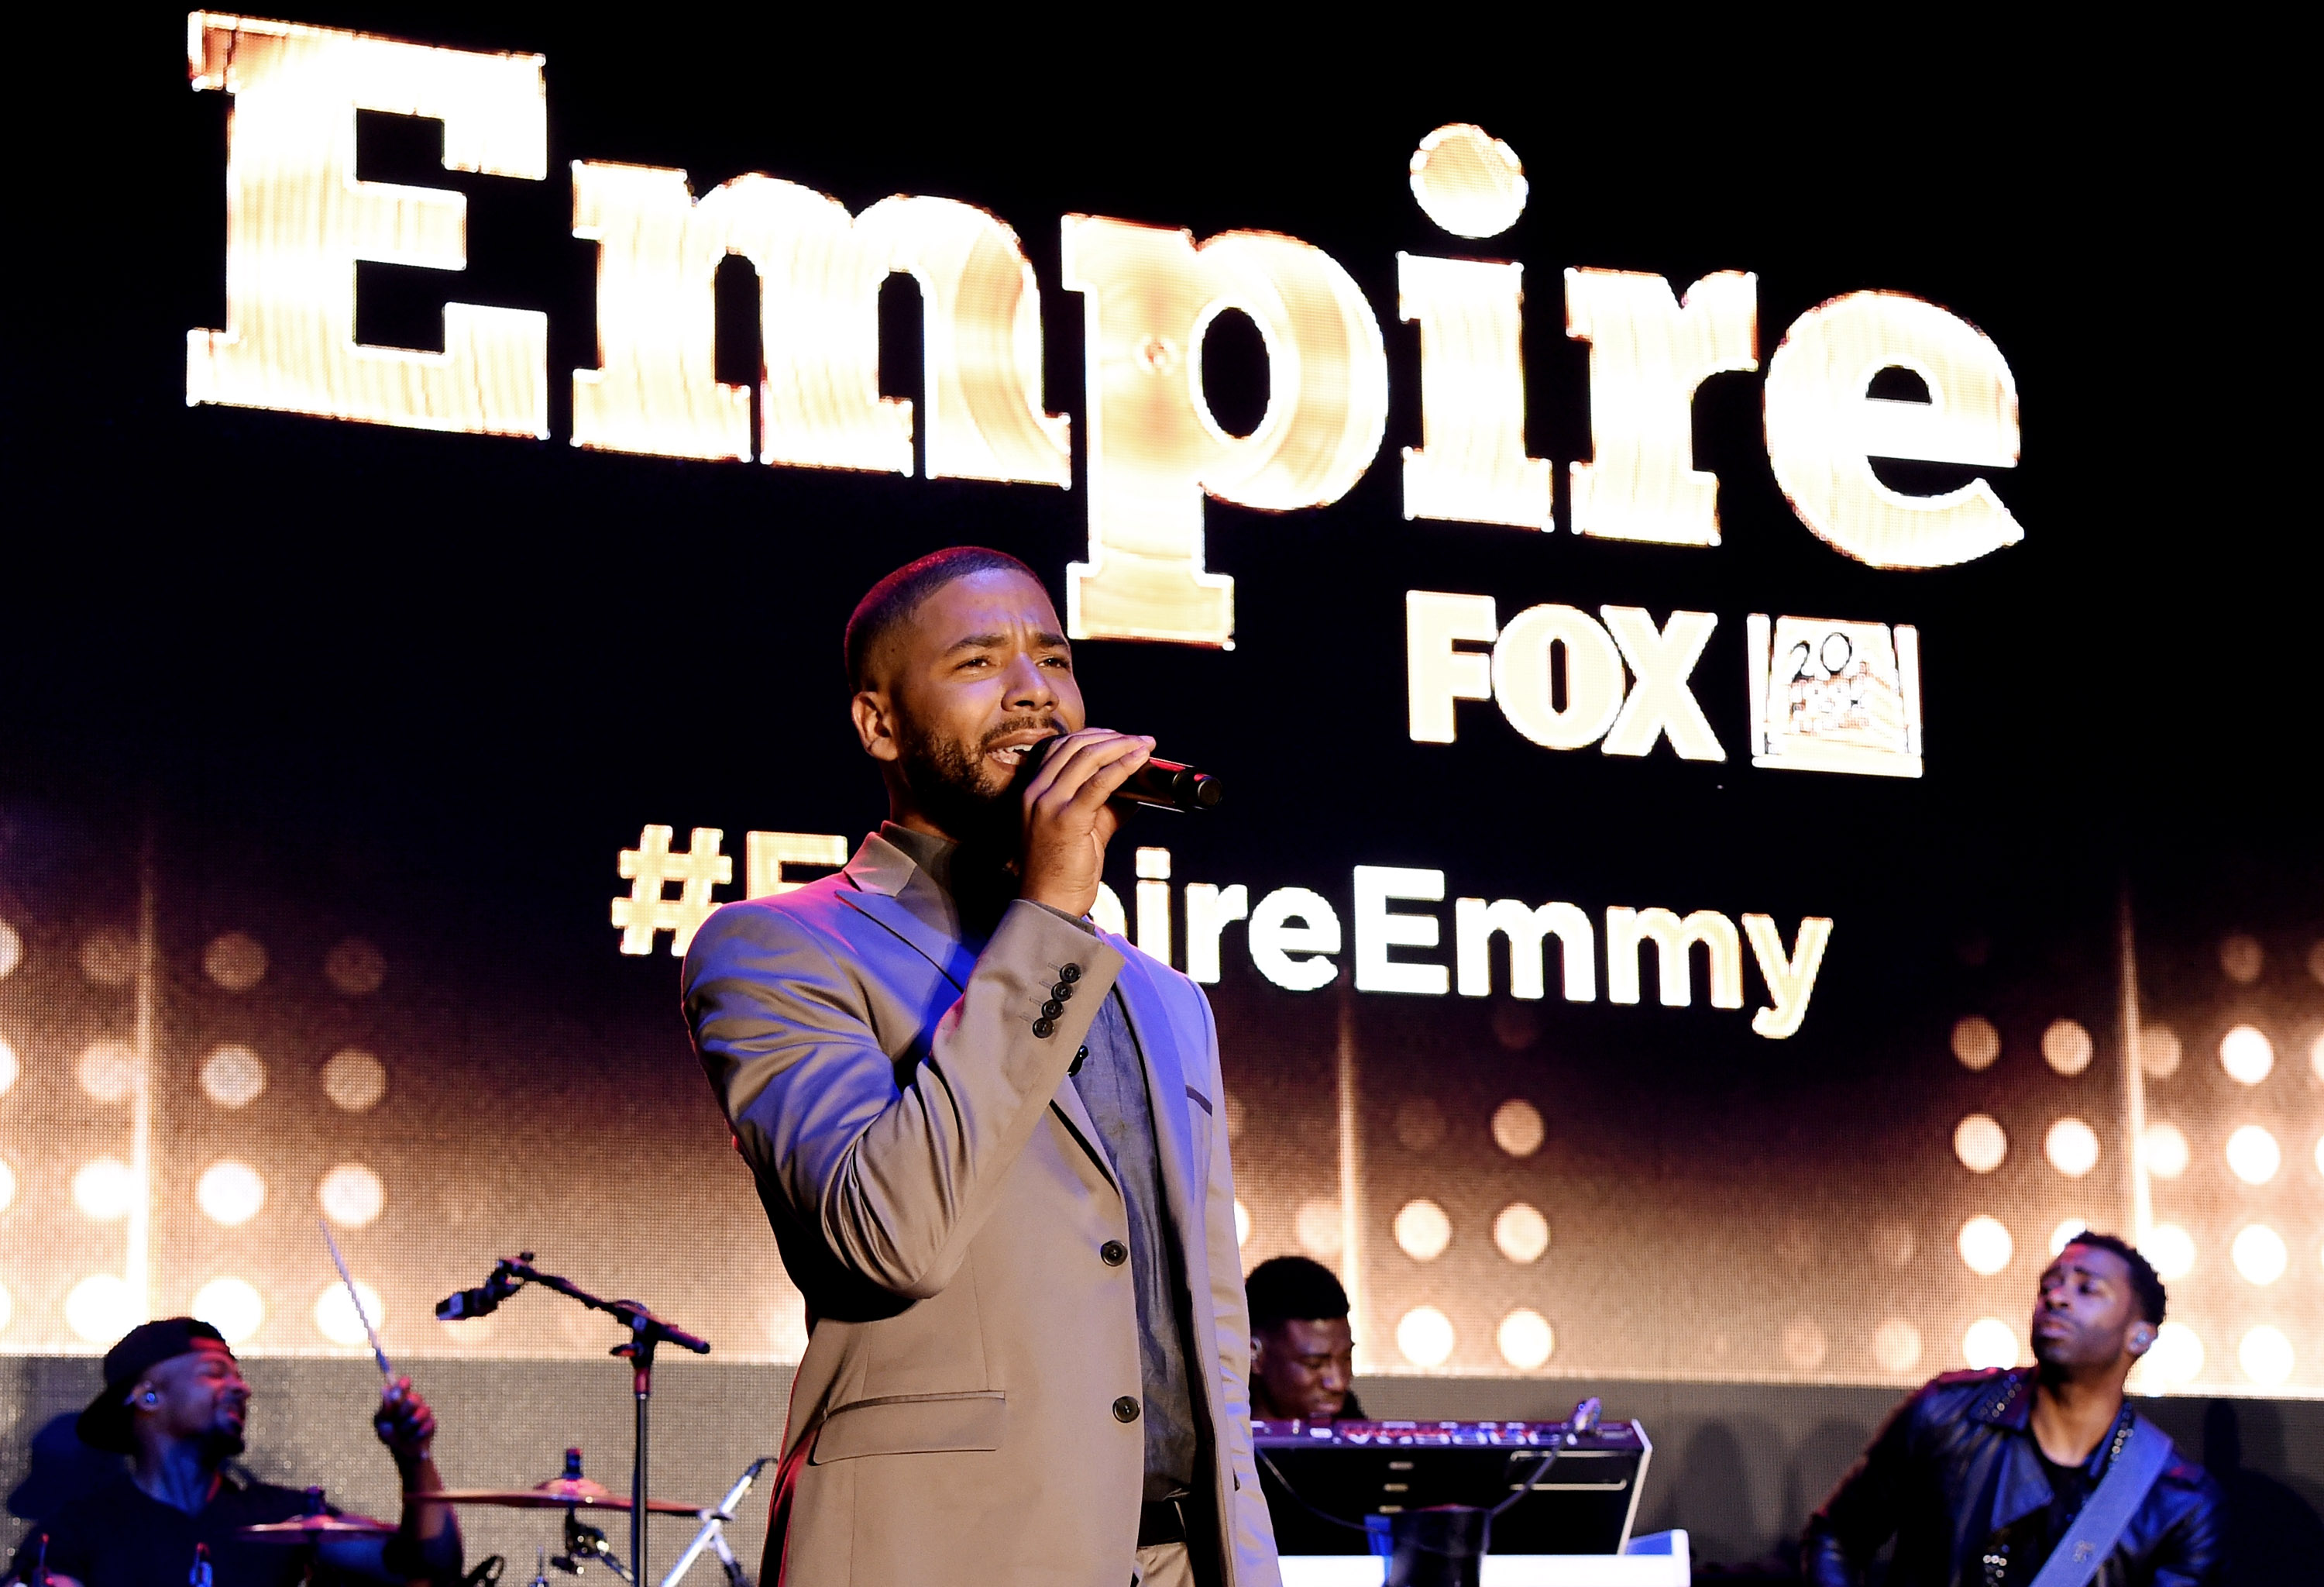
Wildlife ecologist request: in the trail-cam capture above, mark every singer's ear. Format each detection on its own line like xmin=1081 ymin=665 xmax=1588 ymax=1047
xmin=2127 ymin=1322 xmax=2156 ymax=1357
xmin=852 ymin=688 xmax=901 ymax=763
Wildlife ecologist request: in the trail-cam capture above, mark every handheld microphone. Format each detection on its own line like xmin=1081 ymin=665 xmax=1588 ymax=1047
xmin=1023 ymin=737 xmax=1222 ymax=812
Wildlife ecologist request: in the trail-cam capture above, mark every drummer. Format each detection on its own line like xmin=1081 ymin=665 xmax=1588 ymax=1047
xmin=2 ymin=1317 xmax=463 ymax=1585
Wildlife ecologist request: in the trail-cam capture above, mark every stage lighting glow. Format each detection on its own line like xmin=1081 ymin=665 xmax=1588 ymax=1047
xmin=322 ymin=1048 xmax=388 ymax=1112
xmin=1396 ymin=1306 xmax=1456 ymax=1368
xmin=1958 ymin=1216 xmax=2013 ymax=1276
xmin=200 ymin=1045 xmax=266 ymax=1109
xmin=65 ymin=1275 xmax=139 ymax=1344
xmin=79 ymin=931 xmax=135 ymax=986
xmin=2310 ymin=940 xmax=2324 ymax=986
xmin=1493 ymin=1203 xmax=1550 ymax=1264
xmin=1295 ymin=1198 xmax=1343 ymax=1258
xmin=2219 ymin=1025 xmax=2274 ymax=1085
xmin=314 ymin=1279 xmax=386 ymax=1348
xmin=186 ymin=14 xmax=550 ymax=438
xmin=2315 ymin=1133 xmax=2324 ymax=1179
xmin=1953 ymin=1114 xmax=2007 ymax=1173
xmin=1962 ymin=1317 xmax=2019 ymax=1371
xmin=2219 ymin=934 xmax=2264 ymax=983
xmin=71 ymin=1158 xmax=137 ymax=1221
xmin=2044 ymin=1118 xmax=2099 ymax=1179
xmin=2144 ymin=1224 xmax=2196 ymax=1281
xmin=1872 ymin=1318 xmax=1922 ymax=1374
xmin=319 ymin=1163 xmax=386 ymax=1228
xmin=2226 ymin=1124 xmax=2281 ymax=1185
xmin=1407 ymin=125 xmax=1528 ymax=239
xmin=0 ymin=1158 xmax=14 ymax=1214
xmin=1783 ymin=1317 xmax=1830 ymax=1370
xmin=2139 ymin=1024 xmax=2183 ymax=1079
xmin=2312 ymin=1034 xmax=2324 ymax=1083
xmin=192 ymin=1277 xmax=266 ymax=1344
xmin=325 ymin=937 xmax=387 ymax=996
xmin=1566 ymin=269 xmax=1757 ymax=548
xmin=2142 ymin=1322 xmax=2205 ymax=1389
xmin=1492 ymin=1099 xmax=1545 ymax=1158
xmin=1951 ymin=1016 xmax=2001 ymax=1071
xmin=0 ymin=1282 xmax=10 ymax=1334
xmin=76 ymin=1040 xmax=137 ymax=1103
xmin=1497 ymin=1309 xmax=1554 ymax=1370
xmin=195 ymin=1160 xmax=266 ymax=1227
xmin=0 ymin=1038 xmax=16 ymax=1097
xmin=2048 ymin=1220 xmax=2090 ymax=1258
xmin=202 ymin=931 xmax=266 ymax=991
xmin=2231 ymin=1224 xmax=2288 ymax=1286
xmin=2239 ymin=1325 xmax=2294 ymax=1388
xmin=2142 ymin=1122 xmax=2191 ymax=1179
xmin=1397 ymin=256 xmax=1552 ymax=528
xmin=1061 ymin=215 xmax=1388 ymax=646
xmin=1394 ymin=1199 xmax=1452 ymax=1262
xmin=1762 ymin=291 xmax=2024 ymax=570
xmin=2041 ymin=1020 xmax=2093 ymax=1076
xmin=1234 ymin=1200 xmax=1250 ymax=1247
xmin=0 ymin=921 xmax=19 ymax=977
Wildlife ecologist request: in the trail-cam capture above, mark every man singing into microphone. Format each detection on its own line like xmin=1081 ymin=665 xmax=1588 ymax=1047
xmin=683 ymin=548 xmax=1278 ymax=1587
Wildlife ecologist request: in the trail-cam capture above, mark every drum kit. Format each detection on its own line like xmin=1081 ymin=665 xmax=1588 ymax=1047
xmin=231 ymin=1244 xmax=768 ymax=1587
xmin=233 ymin=1449 xmax=771 ymax=1586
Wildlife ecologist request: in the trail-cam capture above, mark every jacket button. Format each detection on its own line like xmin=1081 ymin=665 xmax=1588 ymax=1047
xmin=1042 ymin=999 xmax=1064 ymax=1019
xmin=1101 ymin=1240 xmax=1128 ymax=1267
xmin=1112 ymin=1396 xmax=1140 ymax=1423
xmin=1060 ymin=964 xmax=1082 ymax=983
xmin=1050 ymin=980 xmax=1074 ymax=1001
xmin=1033 ymin=1017 xmax=1056 ymax=1038
xmin=1069 ymin=1045 xmax=1088 ymax=1076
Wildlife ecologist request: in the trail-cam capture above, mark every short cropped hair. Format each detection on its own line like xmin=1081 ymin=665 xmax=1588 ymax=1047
xmin=843 ymin=546 xmax=1043 ymax=692
xmin=1246 ymin=1256 xmax=1352 ymax=1332
xmin=2057 ymin=1231 xmax=2167 ymax=1327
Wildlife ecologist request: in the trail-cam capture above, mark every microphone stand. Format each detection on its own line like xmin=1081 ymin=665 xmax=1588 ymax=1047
xmin=445 ymin=1255 xmax=710 ymax=1587
xmin=660 ymin=1457 xmax=772 ymax=1586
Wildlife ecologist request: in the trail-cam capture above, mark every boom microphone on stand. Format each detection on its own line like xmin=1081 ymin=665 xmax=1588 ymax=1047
xmin=1021 ymin=737 xmax=1222 ymax=811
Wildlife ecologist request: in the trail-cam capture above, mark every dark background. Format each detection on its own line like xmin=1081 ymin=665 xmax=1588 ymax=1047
xmin=1 ymin=5 xmax=2316 ymax=1572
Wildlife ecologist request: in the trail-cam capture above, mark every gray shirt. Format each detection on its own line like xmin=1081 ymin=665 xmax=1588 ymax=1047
xmin=878 ymin=825 xmax=1200 ymax=1499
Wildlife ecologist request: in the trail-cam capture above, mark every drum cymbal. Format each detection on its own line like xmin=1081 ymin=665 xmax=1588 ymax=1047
xmin=238 ymin=1513 xmax=398 ymax=1543
xmin=418 ymin=1478 xmax=706 ymax=1516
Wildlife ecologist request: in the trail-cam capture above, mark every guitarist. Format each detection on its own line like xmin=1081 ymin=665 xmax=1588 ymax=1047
xmin=1803 ymin=1233 xmax=2221 ymax=1585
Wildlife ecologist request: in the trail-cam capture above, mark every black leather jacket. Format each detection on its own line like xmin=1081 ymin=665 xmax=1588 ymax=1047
xmin=1802 ymin=1368 xmax=2223 ymax=1586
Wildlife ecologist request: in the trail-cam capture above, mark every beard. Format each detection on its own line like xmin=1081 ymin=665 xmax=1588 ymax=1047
xmin=893 ymin=711 xmax=1054 ymax=852
xmin=198 ymin=1423 xmax=248 ymax=1462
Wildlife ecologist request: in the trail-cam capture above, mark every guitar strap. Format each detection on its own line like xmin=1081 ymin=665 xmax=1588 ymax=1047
xmin=2025 ymin=1414 xmax=2174 ymax=1587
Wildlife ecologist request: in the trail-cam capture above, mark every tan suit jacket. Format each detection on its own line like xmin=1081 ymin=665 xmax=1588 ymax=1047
xmin=682 ymin=831 xmax=1281 ymax=1587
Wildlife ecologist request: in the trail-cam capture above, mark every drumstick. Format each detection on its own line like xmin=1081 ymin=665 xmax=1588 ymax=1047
xmin=320 ymin=1219 xmax=395 ymax=1384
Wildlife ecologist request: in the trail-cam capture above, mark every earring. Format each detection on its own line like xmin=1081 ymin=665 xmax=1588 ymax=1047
xmin=143 ymin=1391 xmax=158 ymax=1405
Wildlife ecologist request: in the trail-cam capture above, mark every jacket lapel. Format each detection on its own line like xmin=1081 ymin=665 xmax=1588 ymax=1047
xmin=1049 ymin=1077 xmax=1119 ymax=1196
xmin=834 ymin=836 xmax=978 ymax=993
xmin=1978 ymin=1372 xmax=2054 ymax=1537
xmin=840 ymin=835 xmax=1122 ymax=1193
xmin=1112 ymin=946 xmax=1210 ymax=1289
